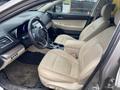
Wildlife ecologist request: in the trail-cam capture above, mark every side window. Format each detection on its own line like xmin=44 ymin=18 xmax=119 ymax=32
xmin=54 ymin=0 xmax=98 ymax=15
xmin=113 ymin=0 xmax=120 ymax=13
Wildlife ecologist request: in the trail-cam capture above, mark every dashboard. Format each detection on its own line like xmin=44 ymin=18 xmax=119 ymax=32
xmin=0 ymin=10 xmax=52 ymax=70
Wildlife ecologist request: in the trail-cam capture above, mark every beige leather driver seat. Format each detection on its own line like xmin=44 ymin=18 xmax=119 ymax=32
xmin=38 ymin=11 xmax=120 ymax=90
xmin=54 ymin=3 xmax=115 ymax=45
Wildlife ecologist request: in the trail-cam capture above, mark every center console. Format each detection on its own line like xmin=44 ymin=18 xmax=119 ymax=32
xmin=47 ymin=42 xmax=64 ymax=50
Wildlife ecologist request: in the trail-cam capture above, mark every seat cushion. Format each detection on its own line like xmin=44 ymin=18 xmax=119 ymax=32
xmin=54 ymin=34 xmax=75 ymax=45
xmin=38 ymin=49 xmax=80 ymax=83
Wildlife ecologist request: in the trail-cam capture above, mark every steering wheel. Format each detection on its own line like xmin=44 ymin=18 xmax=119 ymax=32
xmin=28 ymin=17 xmax=49 ymax=49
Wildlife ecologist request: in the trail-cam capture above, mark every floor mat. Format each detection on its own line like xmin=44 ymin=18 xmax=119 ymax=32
xmin=0 ymin=72 xmax=49 ymax=90
xmin=17 ymin=51 xmax=45 ymax=65
xmin=4 ymin=61 xmax=40 ymax=88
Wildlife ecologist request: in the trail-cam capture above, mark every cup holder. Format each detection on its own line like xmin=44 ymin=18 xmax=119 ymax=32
xmin=48 ymin=42 xmax=64 ymax=49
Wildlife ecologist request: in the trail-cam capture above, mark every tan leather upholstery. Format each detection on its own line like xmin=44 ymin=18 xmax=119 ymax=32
xmin=101 ymin=3 xmax=115 ymax=20
xmin=64 ymin=10 xmax=120 ymax=58
xmin=55 ymin=35 xmax=75 ymax=45
xmin=64 ymin=40 xmax=85 ymax=58
xmin=38 ymin=11 xmax=120 ymax=90
xmin=52 ymin=20 xmax=87 ymax=31
xmin=54 ymin=4 xmax=115 ymax=45
xmin=38 ymin=26 xmax=116 ymax=90
xmin=79 ymin=17 xmax=110 ymax=41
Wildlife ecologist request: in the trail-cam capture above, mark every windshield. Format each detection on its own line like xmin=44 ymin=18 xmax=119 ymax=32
xmin=0 ymin=0 xmax=47 ymax=13
xmin=0 ymin=0 xmax=10 ymax=6
xmin=0 ymin=0 xmax=24 ymax=13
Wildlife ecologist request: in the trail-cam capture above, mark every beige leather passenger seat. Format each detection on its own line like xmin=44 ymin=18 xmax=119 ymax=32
xmin=55 ymin=3 xmax=115 ymax=45
xmin=38 ymin=11 xmax=120 ymax=90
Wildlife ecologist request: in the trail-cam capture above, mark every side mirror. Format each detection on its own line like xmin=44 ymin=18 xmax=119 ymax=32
xmin=54 ymin=4 xmax=62 ymax=13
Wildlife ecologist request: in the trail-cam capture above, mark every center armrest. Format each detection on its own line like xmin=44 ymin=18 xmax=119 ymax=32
xmin=64 ymin=40 xmax=85 ymax=58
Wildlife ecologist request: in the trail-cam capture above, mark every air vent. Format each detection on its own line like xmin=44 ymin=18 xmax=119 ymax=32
xmin=0 ymin=36 xmax=13 ymax=48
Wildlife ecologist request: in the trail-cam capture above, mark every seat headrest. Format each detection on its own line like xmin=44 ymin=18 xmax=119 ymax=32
xmin=101 ymin=3 xmax=115 ymax=20
xmin=114 ymin=11 xmax=120 ymax=26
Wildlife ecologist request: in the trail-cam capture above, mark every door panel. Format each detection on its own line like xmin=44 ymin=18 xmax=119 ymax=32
xmin=52 ymin=20 xmax=87 ymax=31
xmin=51 ymin=12 xmax=91 ymax=20
xmin=48 ymin=11 xmax=93 ymax=39
xmin=47 ymin=0 xmax=111 ymax=41
xmin=49 ymin=12 xmax=93 ymax=36
xmin=51 ymin=12 xmax=92 ymax=31
xmin=47 ymin=0 xmax=99 ymax=39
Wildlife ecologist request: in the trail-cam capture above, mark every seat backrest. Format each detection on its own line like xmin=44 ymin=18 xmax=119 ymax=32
xmin=78 ymin=11 xmax=120 ymax=83
xmin=79 ymin=3 xmax=115 ymax=41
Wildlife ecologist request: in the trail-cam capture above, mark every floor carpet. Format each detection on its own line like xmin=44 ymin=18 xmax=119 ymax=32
xmin=4 ymin=61 xmax=41 ymax=88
